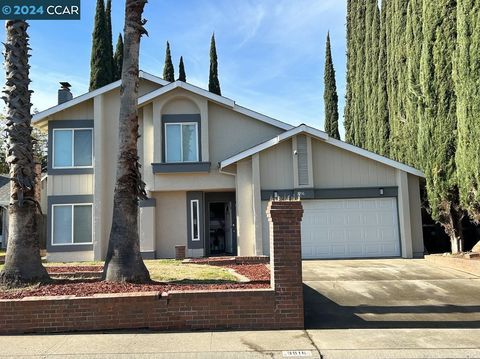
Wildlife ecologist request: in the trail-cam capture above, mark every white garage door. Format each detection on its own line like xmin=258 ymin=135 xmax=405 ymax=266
xmin=301 ymin=198 xmax=400 ymax=259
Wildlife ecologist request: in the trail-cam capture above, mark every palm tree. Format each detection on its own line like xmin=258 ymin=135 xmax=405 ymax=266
xmin=0 ymin=20 xmax=49 ymax=287
xmin=103 ymin=0 xmax=150 ymax=282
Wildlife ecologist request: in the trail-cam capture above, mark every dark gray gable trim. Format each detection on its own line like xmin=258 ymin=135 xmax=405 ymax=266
xmin=48 ymin=120 xmax=95 ymax=175
xmin=260 ymin=186 xmax=398 ymax=201
xmin=47 ymin=194 xmax=94 ymax=253
xmin=161 ymin=114 xmax=202 ymax=162
xmin=139 ymin=198 xmax=156 ymax=207
xmin=152 ymin=162 xmax=211 ymax=173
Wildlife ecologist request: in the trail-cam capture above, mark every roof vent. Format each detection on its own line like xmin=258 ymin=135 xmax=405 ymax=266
xmin=58 ymin=82 xmax=73 ymax=105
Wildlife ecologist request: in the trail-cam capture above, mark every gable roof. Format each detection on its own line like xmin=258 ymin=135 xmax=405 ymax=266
xmin=220 ymin=124 xmax=425 ymax=178
xmin=32 ymin=71 xmax=169 ymax=124
xmin=138 ymin=81 xmax=293 ymax=131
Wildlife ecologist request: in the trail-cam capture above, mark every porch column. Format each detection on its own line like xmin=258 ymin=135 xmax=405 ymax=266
xmin=139 ymin=197 xmax=156 ymax=259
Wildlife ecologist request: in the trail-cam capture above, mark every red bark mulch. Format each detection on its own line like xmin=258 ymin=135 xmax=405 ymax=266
xmin=46 ymin=266 xmax=103 ymax=273
xmin=226 ymin=264 xmax=270 ymax=282
xmin=0 ymin=281 xmax=270 ymax=300
xmin=0 ymin=263 xmax=271 ymax=299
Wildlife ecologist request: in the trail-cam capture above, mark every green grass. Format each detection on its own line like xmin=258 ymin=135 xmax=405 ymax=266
xmin=1 ymin=259 xmax=238 ymax=283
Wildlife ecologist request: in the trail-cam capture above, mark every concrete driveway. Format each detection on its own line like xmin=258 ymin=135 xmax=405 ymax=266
xmin=303 ymin=258 xmax=480 ymax=329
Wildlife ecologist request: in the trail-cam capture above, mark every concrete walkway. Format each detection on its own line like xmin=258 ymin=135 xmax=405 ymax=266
xmin=1 ymin=329 xmax=479 ymax=358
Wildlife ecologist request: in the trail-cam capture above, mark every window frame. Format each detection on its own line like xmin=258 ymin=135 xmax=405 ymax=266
xmin=164 ymin=122 xmax=199 ymax=163
xmin=51 ymin=203 xmax=93 ymax=246
xmin=190 ymin=199 xmax=200 ymax=242
xmin=52 ymin=128 xmax=94 ymax=169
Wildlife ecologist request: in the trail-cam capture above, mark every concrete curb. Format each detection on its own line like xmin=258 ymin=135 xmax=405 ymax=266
xmin=424 ymin=254 xmax=480 ymax=276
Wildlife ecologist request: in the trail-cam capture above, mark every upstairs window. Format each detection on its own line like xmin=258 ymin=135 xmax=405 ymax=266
xmin=53 ymin=129 xmax=93 ymax=168
xmin=165 ymin=123 xmax=198 ymax=163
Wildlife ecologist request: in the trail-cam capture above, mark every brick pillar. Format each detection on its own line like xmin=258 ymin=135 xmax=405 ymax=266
xmin=267 ymin=200 xmax=304 ymax=329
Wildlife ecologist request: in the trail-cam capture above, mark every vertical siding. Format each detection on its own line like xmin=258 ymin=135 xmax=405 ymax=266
xmin=47 ymin=175 xmax=94 ymax=196
xmin=312 ymin=139 xmax=396 ymax=188
xmin=259 ymin=139 xmax=294 ymax=190
xmin=296 ymin=135 xmax=309 ymax=186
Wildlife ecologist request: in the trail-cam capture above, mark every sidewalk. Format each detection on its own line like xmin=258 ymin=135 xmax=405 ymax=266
xmin=0 ymin=328 xmax=479 ymax=359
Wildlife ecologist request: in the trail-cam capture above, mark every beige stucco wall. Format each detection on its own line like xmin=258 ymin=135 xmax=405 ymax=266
xmin=143 ymin=90 xmax=284 ymax=192
xmin=48 ymin=100 xmax=94 ymax=122
xmin=408 ymin=174 xmax=424 ymax=257
xmin=259 ymin=139 xmax=294 ymax=190
xmin=236 ymin=158 xmax=255 ymax=256
xmin=311 ymin=138 xmax=396 ymax=188
xmin=208 ymin=103 xmax=284 ymax=165
xmin=47 ymin=251 xmax=94 ymax=262
xmin=152 ymin=191 xmax=187 ymax=258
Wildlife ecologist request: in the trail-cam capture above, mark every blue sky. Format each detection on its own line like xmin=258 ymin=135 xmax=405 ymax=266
xmin=2 ymin=0 xmax=347 ymax=137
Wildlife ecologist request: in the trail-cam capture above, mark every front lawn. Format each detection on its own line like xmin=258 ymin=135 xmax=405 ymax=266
xmin=1 ymin=259 xmax=238 ymax=283
xmin=0 ymin=259 xmax=270 ymax=299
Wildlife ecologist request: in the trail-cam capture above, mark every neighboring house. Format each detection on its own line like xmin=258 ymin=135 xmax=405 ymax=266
xmin=32 ymin=71 xmax=425 ymax=262
xmin=0 ymin=175 xmax=9 ymax=249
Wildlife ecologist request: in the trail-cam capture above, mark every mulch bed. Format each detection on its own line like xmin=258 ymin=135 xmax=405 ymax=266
xmin=0 ymin=263 xmax=271 ymax=299
xmin=226 ymin=264 xmax=270 ymax=282
xmin=0 ymin=281 xmax=270 ymax=300
xmin=46 ymin=266 xmax=103 ymax=273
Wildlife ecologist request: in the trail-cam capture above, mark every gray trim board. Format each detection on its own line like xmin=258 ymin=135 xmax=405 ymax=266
xmin=260 ymin=187 xmax=398 ymax=201
xmin=139 ymin=198 xmax=156 ymax=207
xmin=152 ymin=162 xmax=211 ymax=173
xmin=47 ymin=195 xmax=94 ymax=253
xmin=186 ymin=192 xmax=204 ymax=250
xmin=161 ymin=114 xmax=202 ymax=162
xmin=48 ymin=120 xmax=95 ymax=175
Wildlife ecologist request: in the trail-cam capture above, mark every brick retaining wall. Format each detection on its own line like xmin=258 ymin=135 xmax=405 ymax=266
xmin=0 ymin=201 xmax=304 ymax=334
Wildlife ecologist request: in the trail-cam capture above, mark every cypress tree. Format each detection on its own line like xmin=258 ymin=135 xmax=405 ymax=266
xmin=89 ymin=0 xmax=113 ymax=91
xmin=344 ymin=0 xmax=356 ymax=144
xmin=404 ymin=0 xmax=424 ymax=167
xmin=352 ymin=0 xmax=367 ymax=147
xmin=105 ymin=0 xmax=114 ymax=82
xmin=364 ymin=0 xmax=380 ymax=152
xmin=419 ymin=0 xmax=463 ymax=253
xmin=386 ymin=0 xmax=409 ymax=163
xmin=323 ymin=33 xmax=340 ymax=140
xmin=178 ymin=56 xmax=186 ymax=82
xmin=375 ymin=0 xmax=390 ymax=156
xmin=163 ymin=41 xmax=175 ymax=82
xmin=113 ymin=33 xmax=124 ymax=81
xmin=455 ymin=0 xmax=480 ymax=224
xmin=209 ymin=33 xmax=221 ymax=95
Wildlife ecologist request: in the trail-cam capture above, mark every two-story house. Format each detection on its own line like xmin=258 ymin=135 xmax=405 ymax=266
xmin=32 ymin=72 xmax=425 ymax=262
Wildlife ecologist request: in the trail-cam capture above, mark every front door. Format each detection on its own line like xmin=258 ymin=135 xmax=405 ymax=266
xmin=205 ymin=192 xmax=237 ymax=256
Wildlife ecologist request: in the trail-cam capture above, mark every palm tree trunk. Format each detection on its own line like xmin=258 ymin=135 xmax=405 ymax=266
xmin=103 ymin=0 xmax=150 ymax=282
xmin=0 ymin=20 xmax=49 ymax=287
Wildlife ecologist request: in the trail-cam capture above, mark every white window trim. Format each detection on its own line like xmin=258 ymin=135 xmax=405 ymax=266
xmin=51 ymin=203 xmax=93 ymax=246
xmin=164 ymin=122 xmax=199 ymax=163
xmin=190 ymin=199 xmax=200 ymax=242
xmin=52 ymin=128 xmax=94 ymax=169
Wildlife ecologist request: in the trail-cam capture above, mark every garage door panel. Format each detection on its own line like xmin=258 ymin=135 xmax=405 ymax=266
xmin=301 ymin=198 xmax=400 ymax=259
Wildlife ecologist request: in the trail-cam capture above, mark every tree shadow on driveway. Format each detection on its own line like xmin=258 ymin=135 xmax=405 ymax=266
xmin=304 ymin=283 xmax=480 ymax=329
